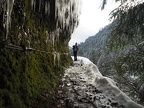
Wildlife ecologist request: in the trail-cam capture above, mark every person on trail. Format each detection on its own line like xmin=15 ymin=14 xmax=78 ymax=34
xmin=73 ymin=43 xmax=78 ymax=61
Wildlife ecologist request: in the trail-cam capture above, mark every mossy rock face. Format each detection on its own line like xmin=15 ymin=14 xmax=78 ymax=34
xmin=0 ymin=0 xmax=78 ymax=107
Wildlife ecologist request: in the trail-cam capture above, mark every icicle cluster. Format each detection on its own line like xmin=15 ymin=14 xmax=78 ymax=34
xmin=30 ymin=0 xmax=81 ymax=45
xmin=1 ymin=0 xmax=81 ymax=42
xmin=55 ymin=0 xmax=81 ymax=32
xmin=0 ymin=0 xmax=81 ymax=67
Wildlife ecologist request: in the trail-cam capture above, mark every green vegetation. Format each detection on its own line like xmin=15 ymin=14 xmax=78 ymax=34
xmin=0 ymin=0 xmax=73 ymax=107
xmin=107 ymin=1 xmax=144 ymax=103
xmin=77 ymin=1 xmax=144 ymax=104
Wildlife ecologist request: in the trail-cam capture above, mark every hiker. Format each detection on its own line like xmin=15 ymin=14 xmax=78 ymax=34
xmin=73 ymin=43 xmax=78 ymax=61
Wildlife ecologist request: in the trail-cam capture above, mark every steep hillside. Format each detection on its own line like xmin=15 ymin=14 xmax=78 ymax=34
xmin=0 ymin=0 xmax=80 ymax=107
xmin=77 ymin=25 xmax=112 ymax=75
xmin=76 ymin=21 xmax=144 ymax=104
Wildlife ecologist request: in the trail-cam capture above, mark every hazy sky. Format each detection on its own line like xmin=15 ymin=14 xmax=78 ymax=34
xmin=69 ymin=0 xmax=120 ymax=47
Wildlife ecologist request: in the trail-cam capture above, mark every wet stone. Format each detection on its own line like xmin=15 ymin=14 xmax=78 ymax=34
xmin=111 ymin=102 xmax=118 ymax=107
xmin=54 ymin=60 xmax=126 ymax=108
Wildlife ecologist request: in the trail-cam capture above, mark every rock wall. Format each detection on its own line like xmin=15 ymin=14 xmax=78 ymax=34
xmin=0 ymin=0 xmax=81 ymax=107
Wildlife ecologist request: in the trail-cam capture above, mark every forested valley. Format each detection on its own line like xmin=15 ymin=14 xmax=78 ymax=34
xmin=0 ymin=0 xmax=144 ymax=107
xmin=71 ymin=1 xmax=144 ymax=106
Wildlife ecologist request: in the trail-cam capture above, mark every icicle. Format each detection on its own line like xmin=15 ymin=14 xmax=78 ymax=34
xmin=50 ymin=31 xmax=55 ymax=49
xmin=0 ymin=1 xmax=4 ymax=13
xmin=27 ymin=40 xmax=30 ymax=48
xmin=31 ymin=0 xmax=34 ymax=8
xmin=45 ymin=1 xmax=50 ymax=15
xmin=31 ymin=0 xmax=36 ymax=11
xmin=55 ymin=28 xmax=60 ymax=42
xmin=45 ymin=1 xmax=48 ymax=14
xmin=3 ymin=2 xmax=6 ymax=27
xmin=39 ymin=0 xmax=41 ymax=12
xmin=5 ymin=0 xmax=15 ymax=39
xmin=53 ymin=52 xmax=56 ymax=66
xmin=45 ymin=31 xmax=49 ymax=43
xmin=57 ymin=52 xmax=60 ymax=67
xmin=53 ymin=52 xmax=61 ymax=67
xmin=52 ymin=34 xmax=55 ymax=47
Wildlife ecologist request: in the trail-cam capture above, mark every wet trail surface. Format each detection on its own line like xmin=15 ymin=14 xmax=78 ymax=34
xmin=55 ymin=57 xmax=144 ymax=108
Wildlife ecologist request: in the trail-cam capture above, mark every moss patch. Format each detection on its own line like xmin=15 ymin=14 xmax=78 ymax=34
xmin=0 ymin=0 xmax=73 ymax=107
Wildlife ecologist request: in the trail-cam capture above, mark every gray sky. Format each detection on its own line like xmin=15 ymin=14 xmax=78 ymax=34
xmin=69 ymin=0 xmax=120 ymax=47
